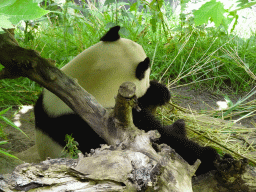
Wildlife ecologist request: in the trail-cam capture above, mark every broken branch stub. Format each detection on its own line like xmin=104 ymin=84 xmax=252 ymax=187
xmin=0 ymin=29 xmax=107 ymax=141
xmin=114 ymin=81 xmax=137 ymax=127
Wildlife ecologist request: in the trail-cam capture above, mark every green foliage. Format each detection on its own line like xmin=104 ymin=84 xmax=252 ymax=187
xmin=0 ymin=76 xmax=41 ymax=107
xmin=194 ymin=0 xmax=225 ymax=27
xmin=0 ymin=0 xmax=256 ymax=161
xmin=62 ymin=134 xmax=81 ymax=158
xmin=0 ymin=0 xmax=49 ymax=32
xmin=104 ymin=0 xmax=116 ymax=6
xmin=0 ymin=143 xmax=18 ymax=159
xmin=0 ymin=107 xmax=26 ymax=159
xmin=0 ymin=0 xmax=255 ymax=106
xmin=0 ymin=0 xmax=256 ymax=113
xmin=193 ymin=0 xmax=256 ymax=33
xmin=0 ymin=107 xmax=28 ymax=137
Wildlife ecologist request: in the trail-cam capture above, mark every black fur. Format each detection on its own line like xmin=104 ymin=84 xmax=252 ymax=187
xmin=161 ymin=123 xmax=220 ymax=175
xmin=34 ymin=95 xmax=105 ymax=152
xmin=34 ymin=80 xmax=220 ymax=176
xmin=132 ymin=82 xmax=220 ymax=176
xmin=136 ymin=57 xmax=150 ymax=80
xmin=100 ymin=26 xmax=121 ymax=42
xmin=138 ymin=80 xmax=171 ymax=107
xmin=35 ymin=26 xmax=220 ymax=176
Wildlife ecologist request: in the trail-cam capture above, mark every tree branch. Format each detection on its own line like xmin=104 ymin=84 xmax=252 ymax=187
xmin=1 ymin=29 xmax=253 ymax=192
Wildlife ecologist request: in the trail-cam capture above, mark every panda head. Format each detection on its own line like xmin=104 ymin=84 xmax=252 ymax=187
xmin=43 ymin=26 xmax=151 ymax=115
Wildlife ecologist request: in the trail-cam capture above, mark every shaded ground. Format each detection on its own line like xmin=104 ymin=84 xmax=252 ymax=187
xmin=0 ymin=86 xmax=255 ymax=174
xmin=173 ymin=86 xmax=223 ymax=111
xmin=172 ymin=86 xmax=256 ymax=128
xmin=1 ymin=106 xmax=35 ymax=153
xmin=0 ymin=106 xmax=36 ymax=174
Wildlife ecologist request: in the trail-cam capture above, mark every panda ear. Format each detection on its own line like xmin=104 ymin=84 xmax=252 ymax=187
xmin=100 ymin=26 xmax=121 ymax=42
xmin=136 ymin=57 xmax=150 ymax=80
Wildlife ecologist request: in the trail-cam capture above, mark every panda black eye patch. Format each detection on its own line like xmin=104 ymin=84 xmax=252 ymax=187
xmin=136 ymin=57 xmax=150 ymax=80
xmin=34 ymin=25 xmax=223 ymax=176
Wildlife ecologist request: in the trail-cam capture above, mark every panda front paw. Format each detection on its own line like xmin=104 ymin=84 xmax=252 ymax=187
xmin=215 ymin=154 xmax=248 ymax=175
xmin=138 ymin=80 xmax=171 ymax=108
xmin=214 ymin=154 xmax=248 ymax=184
xmin=195 ymin=146 xmax=220 ymax=176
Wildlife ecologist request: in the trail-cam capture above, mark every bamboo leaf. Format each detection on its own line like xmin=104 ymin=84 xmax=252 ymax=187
xmin=0 ymin=107 xmax=11 ymax=116
xmin=0 ymin=116 xmax=28 ymax=137
xmin=0 ymin=149 xmax=18 ymax=159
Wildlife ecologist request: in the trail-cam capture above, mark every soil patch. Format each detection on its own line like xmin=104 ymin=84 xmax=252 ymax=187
xmin=172 ymin=86 xmax=256 ymax=128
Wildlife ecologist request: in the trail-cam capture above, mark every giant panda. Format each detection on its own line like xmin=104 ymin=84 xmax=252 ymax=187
xmin=34 ymin=26 xmax=220 ymax=176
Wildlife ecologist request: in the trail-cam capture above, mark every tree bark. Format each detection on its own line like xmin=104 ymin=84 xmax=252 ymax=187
xmin=0 ymin=29 xmax=255 ymax=192
xmin=0 ymin=29 xmax=197 ymax=191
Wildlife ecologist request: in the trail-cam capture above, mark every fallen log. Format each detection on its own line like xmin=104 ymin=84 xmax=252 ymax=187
xmin=0 ymin=28 xmax=255 ymax=191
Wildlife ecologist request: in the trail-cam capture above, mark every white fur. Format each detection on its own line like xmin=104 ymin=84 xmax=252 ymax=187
xmin=37 ymin=37 xmax=150 ymax=159
xmin=35 ymin=129 xmax=63 ymax=160
xmin=43 ymin=38 xmax=150 ymax=116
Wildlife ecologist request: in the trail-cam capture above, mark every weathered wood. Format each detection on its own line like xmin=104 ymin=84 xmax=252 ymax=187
xmin=0 ymin=29 xmax=254 ymax=191
xmin=0 ymin=28 xmax=107 ymax=141
xmin=192 ymin=165 xmax=256 ymax=192
xmin=0 ymin=146 xmax=197 ymax=191
xmin=1 ymin=149 xmax=255 ymax=191
xmin=0 ymin=29 xmax=196 ymax=191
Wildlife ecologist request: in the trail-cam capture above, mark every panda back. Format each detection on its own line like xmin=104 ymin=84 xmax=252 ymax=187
xmin=43 ymin=38 xmax=150 ymax=116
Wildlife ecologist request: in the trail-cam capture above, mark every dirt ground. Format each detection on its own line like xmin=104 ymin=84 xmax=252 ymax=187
xmin=172 ymin=86 xmax=256 ymax=128
xmin=0 ymin=86 xmax=255 ymax=174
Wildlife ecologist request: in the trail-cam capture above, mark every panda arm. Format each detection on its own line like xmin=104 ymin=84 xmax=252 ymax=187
xmin=135 ymin=80 xmax=220 ymax=175
xmin=132 ymin=107 xmax=163 ymax=132
xmin=132 ymin=106 xmax=220 ymax=175
xmin=160 ymin=122 xmax=221 ymax=175
xmin=138 ymin=80 xmax=171 ymax=109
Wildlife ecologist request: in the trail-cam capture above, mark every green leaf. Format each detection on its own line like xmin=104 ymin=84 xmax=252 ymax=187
xmin=194 ymin=0 xmax=225 ymax=27
xmin=0 ymin=14 xmax=15 ymax=32
xmin=150 ymin=17 xmax=157 ymax=33
xmin=229 ymin=14 xmax=238 ymax=33
xmin=120 ymin=27 xmax=129 ymax=36
xmin=104 ymin=0 xmax=116 ymax=6
xmin=0 ymin=107 xmax=11 ymax=116
xmin=0 ymin=149 xmax=18 ymax=159
xmin=0 ymin=0 xmax=16 ymax=9
xmin=0 ymin=116 xmax=28 ymax=138
xmin=232 ymin=1 xmax=256 ymax=12
xmin=130 ymin=2 xmax=137 ymax=12
xmin=180 ymin=0 xmax=190 ymax=12
xmin=106 ymin=22 xmax=116 ymax=29
xmin=0 ymin=0 xmax=49 ymax=25
xmin=0 ymin=141 xmax=8 ymax=145
xmin=236 ymin=0 xmax=249 ymax=7
xmin=224 ymin=96 xmax=234 ymax=107
xmin=149 ymin=0 xmax=156 ymax=7
xmin=157 ymin=0 xmax=164 ymax=9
